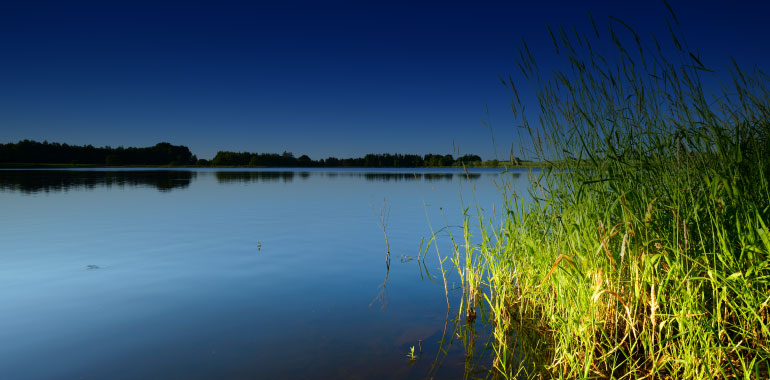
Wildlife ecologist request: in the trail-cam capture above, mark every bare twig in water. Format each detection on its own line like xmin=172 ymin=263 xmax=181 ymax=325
xmin=379 ymin=198 xmax=391 ymax=270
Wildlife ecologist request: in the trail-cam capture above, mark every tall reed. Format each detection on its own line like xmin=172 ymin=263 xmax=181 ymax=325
xmin=458 ymin=6 xmax=770 ymax=379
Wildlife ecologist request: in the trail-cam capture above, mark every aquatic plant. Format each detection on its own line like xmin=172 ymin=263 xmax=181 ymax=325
xmin=408 ymin=345 xmax=417 ymax=361
xmin=451 ymin=4 xmax=770 ymax=379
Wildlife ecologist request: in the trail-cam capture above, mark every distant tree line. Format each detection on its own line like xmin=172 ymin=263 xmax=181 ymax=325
xmin=0 ymin=140 xmax=196 ymax=165
xmin=210 ymin=151 xmax=484 ymax=167
xmin=0 ymin=140 xmax=498 ymax=167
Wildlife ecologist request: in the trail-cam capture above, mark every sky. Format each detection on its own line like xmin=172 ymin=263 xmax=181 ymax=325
xmin=1 ymin=0 xmax=768 ymax=160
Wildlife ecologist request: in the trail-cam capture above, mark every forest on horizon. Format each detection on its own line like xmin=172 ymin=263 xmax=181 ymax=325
xmin=0 ymin=140 xmax=516 ymax=168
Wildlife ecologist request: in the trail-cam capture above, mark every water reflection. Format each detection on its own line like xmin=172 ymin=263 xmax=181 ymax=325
xmin=0 ymin=169 xmax=513 ymax=193
xmin=0 ymin=170 xmax=195 ymax=193
xmin=0 ymin=166 xmax=528 ymax=379
xmin=215 ymin=171 xmax=297 ymax=183
xmin=214 ymin=170 xmax=493 ymax=184
xmin=364 ymin=172 xmax=462 ymax=181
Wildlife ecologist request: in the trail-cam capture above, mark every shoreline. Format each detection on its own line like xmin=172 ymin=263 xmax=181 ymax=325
xmin=0 ymin=162 xmax=552 ymax=169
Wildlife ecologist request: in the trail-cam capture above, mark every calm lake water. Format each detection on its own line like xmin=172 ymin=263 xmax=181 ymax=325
xmin=0 ymin=168 xmax=531 ymax=379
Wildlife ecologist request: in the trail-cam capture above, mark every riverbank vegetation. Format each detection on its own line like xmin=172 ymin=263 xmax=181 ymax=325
xmin=449 ymin=8 xmax=770 ymax=379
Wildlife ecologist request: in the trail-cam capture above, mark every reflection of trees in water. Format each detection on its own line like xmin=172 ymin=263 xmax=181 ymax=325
xmin=363 ymin=172 xmax=483 ymax=181
xmin=359 ymin=172 xmax=517 ymax=182
xmin=0 ymin=169 xmax=514 ymax=192
xmin=0 ymin=170 xmax=195 ymax=193
xmin=215 ymin=171 xmax=297 ymax=183
xmin=214 ymin=171 xmax=499 ymax=184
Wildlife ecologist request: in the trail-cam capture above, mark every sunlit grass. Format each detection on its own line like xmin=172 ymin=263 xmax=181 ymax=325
xmin=445 ymin=6 xmax=770 ymax=379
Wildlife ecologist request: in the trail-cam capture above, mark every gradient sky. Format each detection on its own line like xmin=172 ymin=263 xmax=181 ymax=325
xmin=1 ymin=0 xmax=768 ymax=160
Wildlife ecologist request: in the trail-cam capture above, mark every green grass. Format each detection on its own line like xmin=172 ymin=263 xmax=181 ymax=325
xmin=444 ymin=8 xmax=770 ymax=379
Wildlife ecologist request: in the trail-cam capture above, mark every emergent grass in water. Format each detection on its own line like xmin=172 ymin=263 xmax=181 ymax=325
xmin=442 ymin=7 xmax=770 ymax=379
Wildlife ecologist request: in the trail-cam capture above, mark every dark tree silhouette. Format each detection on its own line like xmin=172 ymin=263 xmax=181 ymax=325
xmin=0 ymin=140 xmax=503 ymax=168
xmin=0 ymin=140 xmax=196 ymax=166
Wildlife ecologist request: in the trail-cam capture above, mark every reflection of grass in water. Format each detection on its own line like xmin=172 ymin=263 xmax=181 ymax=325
xmin=429 ymin=7 xmax=770 ymax=380
xmin=371 ymin=198 xmax=391 ymax=311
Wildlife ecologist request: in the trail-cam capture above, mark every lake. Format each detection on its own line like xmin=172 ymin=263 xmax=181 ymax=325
xmin=0 ymin=168 xmax=530 ymax=379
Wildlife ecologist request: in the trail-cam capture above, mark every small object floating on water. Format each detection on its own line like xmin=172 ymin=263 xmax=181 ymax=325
xmin=257 ymin=241 xmax=262 ymax=251
xmin=86 ymin=265 xmax=100 ymax=270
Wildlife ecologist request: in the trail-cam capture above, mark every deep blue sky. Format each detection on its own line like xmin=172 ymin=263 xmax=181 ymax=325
xmin=1 ymin=1 xmax=768 ymax=160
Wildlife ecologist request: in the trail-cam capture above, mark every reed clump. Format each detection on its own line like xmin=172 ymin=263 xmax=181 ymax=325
xmin=457 ymin=8 xmax=770 ymax=379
